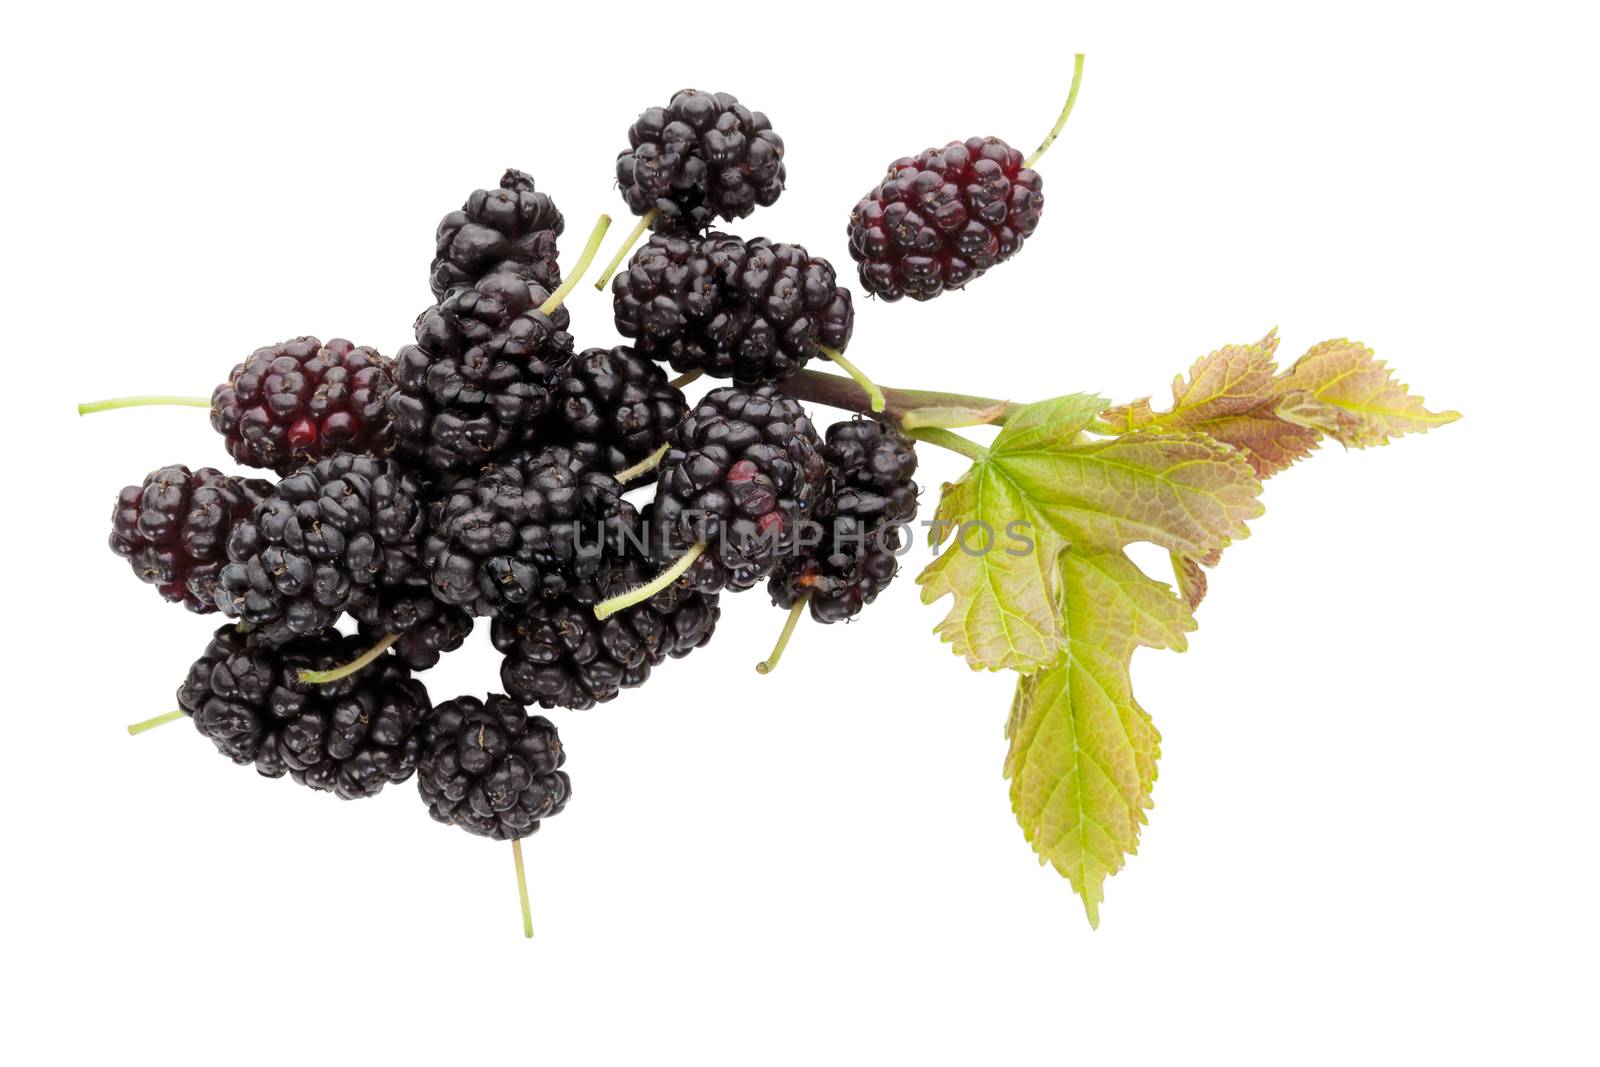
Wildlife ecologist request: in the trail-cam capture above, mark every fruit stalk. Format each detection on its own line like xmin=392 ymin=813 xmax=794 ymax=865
xmin=79 ymin=395 xmax=210 ymax=415
xmin=755 ymin=596 xmax=808 ymax=674
xmin=1025 ymin=54 xmax=1087 ymax=169
xmin=512 ymin=838 xmax=534 ymax=939
xmin=593 ymin=209 xmax=657 ymax=291
xmin=127 ymin=709 xmax=185 ymax=735
xmin=593 ymin=542 xmax=707 ymax=620
xmin=539 ymin=214 xmax=612 ymax=315
xmin=819 ymin=347 xmax=885 ymax=413
xmin=615 ymin=443 xmax=669 ymax=485
xmin=296 ymin=633 xmax=398 ymax=684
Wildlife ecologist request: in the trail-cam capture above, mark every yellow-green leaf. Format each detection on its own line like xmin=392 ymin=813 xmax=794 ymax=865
xmin=918 ymin=395 xmax=1261 ymax=672
xmin=1005 ymin=549 xmax=1194 ymax=926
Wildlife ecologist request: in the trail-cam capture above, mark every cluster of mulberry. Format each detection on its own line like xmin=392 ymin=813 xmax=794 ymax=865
xmin=92 ymin=77 xmax=1038 ymax=937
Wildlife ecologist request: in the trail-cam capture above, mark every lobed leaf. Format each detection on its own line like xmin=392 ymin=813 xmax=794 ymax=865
xmin=918 ymin=396 xmax=1261 ymax=672
xmin=1005 ymin=549 xmax=1193 ymax=927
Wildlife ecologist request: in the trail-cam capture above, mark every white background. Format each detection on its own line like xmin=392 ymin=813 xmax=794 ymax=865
xmin=4 ymin=2 xmax=1595 ymax=1063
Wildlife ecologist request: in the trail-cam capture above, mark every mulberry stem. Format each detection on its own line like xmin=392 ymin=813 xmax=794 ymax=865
xmin=784 ymin=368 xmax=1020 ymax=427
xmin=296 ymin=633 xmax=398 ymax=685
xmin=755 ymin=596 xmax=809 ymax=675
xmin=669 ymin=368 xmax=703 ymax=390
xmin=1025 ymin=54 xmax=1086 ymax=170
xmin=900 ymin=402 xmax=1011 ymax=430
xmin=906 ymin=427 xmax=990 ymax=462
xmin=512 ymin=838 xmax=533 ymax=939
xmin=78 ymin=395 xmax=210 ymax=416
xmin=127 ymin=709 xmax=185 ymax=736
xmin=616 ymin=443 xmax=669 ymax=485
xmin=538 ymin=214 xmax=612 ymax=316
xmin=819 ymin=347 xmax=886 ymax=414
xmin=594 ymin=541 xmax=707 ymax=620
xmin=593 ymin=209 xmax=656 ymax=291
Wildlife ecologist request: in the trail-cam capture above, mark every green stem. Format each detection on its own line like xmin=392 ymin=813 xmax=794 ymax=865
xmin=783 ymin=368 xmax=1022 ymax=427
xmin=616 ymin=443 xmax=669 ymax=485
xmin=79 ymin=395 xmax=210 ymax=416
xmin=594 ymin=542 xmax=707 ymax=621
xmin=1025 ymin=54 xmax=1086 ymax=169
xmin=819 ymin=347 xmax=886 ymax=413
xmin=669 ymin=368 xmax=703 ymax=391
xmin=539 ymin=214 xmax=611 ymax=316
xmin=755 ymin=597 xmax=808 ymax=675
xmin=906 ymin=427 xmax=990 ymax=462
xmin=127 ymin=709 xmax=186 ymax=736
xmin=296 ymin=633 xmax=398 ymax=685
xmin=512 ymin=838 xmax=533 ymax=939
xmin=593 ymin=209 xmax=656 ymax=291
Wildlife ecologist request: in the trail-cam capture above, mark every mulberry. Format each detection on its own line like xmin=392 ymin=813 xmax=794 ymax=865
xmin=770 ymin=419 xmax=919 ymax=623
xmin=424 ymin=446 xmax=635 ymax=615
xmin=845 ymin=62 xmax=1083 ymax=302
xmin=545 ymin=345 xmax=688 ymax=476
xmin=210 ymin=337 xmax=394 ymax=474
xmin=615 ymin=89 xmax=784 ymax=233
xmin=416 ymin=694 xmax=570 ymax=841
xmin=430 ymin=169 xmax=564 ymax=300
xmin=110 ymin=465 xmax=271 ymax=612
xmin=493 ymin=550 xmax=720 ymax=709
xmin=387 ymin=272 xmax=575 ymax=478
xmin=178 ymin=626 xmax=430 ymax=799
xmin=650 ymin=385 xmax=827 ymax=592
xmin=612 ymin=232 xmax=853 ymax=385
xmin=215 ymin=453 xmax=426 ymax=643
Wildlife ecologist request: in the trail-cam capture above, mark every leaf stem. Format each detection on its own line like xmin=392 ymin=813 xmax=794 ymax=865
xmin=593 ymin=209 xmax=656 ymax=291
xmin=900 ymin=402 xmax=1011 ymax=430
xmin=78 ymin=395 xmax=210 ymax=416
xmin=783 ymin=368 xmax=1021 ymax=427
xmin=512 ymin=838 xmax=533 ymax=939
xmin=594 ymin=542 xmax=707 ymax=620
xmin=615 ymin=443 xmax=669 ymax=484
xmin=127 ymin=709 xmax=186 ymax=736
xmin=295 ymin=633 xmax=398 ymax=685
xmin=755 ymin=596 xmax=809 ymax=675
xmin=538 ymin=214 xmax=611 ymax=316
xmin=1025 ymin=54 xmax=1086 ymax=170
xmin=668 ymin=368 xmax=703 ymax=391
xmin=819 ymin=347 xmax=885 ymax=413
xmin=906 ymin=427 xmax=990 ymax=462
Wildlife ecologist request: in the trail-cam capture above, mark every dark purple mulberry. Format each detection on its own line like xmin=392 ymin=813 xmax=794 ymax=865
xmin=650 ymin=385 xmax=828 ymax=592
xmin=210 ymin=337 xmax=394 ymax=475
xmin=612 ymin=233 xmax=853 ymax=385
xmin=430 ymin=169 xmax=564 ymax=300
xmin=178 ymin=626 xmax=430 ymax=799
xmin=416 ymin=694 xmax=570 ymax=841
xmin=424 ymin=446 xmax=635 ymax=615
xmin=387 ymin=273 xmax=576 ymax=479
xmin=615 ymin=89 xmax=785 ymax=233
xmin=492 ymin=549 xmax=720 ymax=710
xmin=544 ymin=345 xmax=688 ymax=476
xmin=110 ymin=465 xmax=272 ymax=612
xmin=215 ymin=453 xmax=426 ymax=643
xmin=770 ymin=419 xmax=919 ymax=623
xmin=847 ymin=137 xmax=1044 ymax=302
